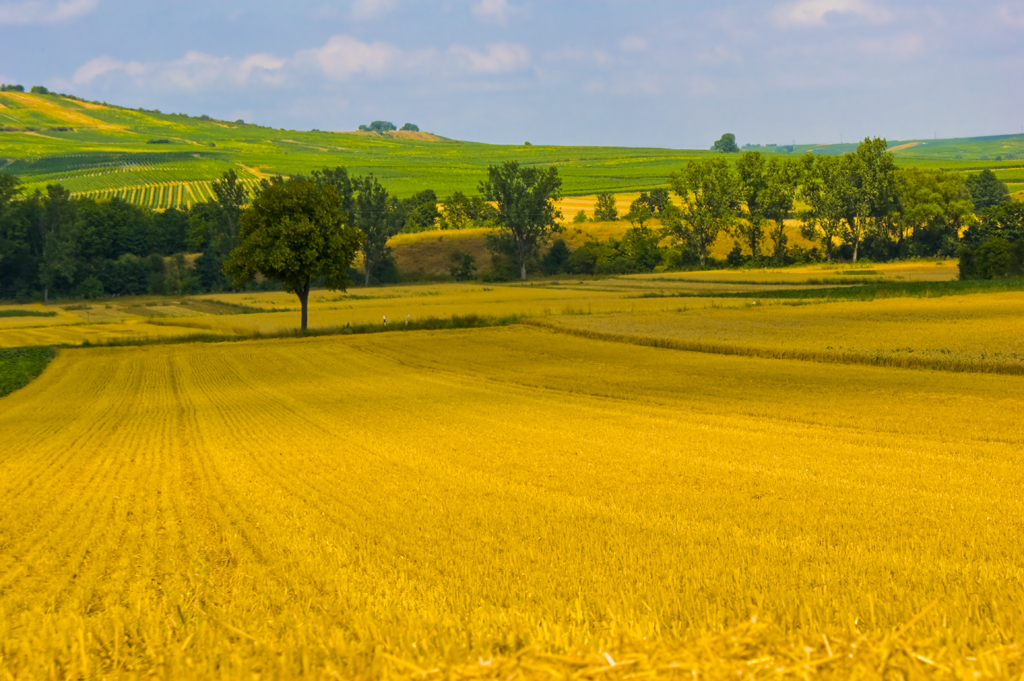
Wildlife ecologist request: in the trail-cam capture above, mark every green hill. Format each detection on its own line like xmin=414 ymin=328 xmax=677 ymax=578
xmin=2 ymin=91 xmax=1022 ymax=206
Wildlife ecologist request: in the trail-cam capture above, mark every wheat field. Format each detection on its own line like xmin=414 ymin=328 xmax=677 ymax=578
xmin=1 ymin=325 xmax=1023 ymax=678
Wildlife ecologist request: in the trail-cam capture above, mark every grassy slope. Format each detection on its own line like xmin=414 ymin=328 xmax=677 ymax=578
xmin=2 ymin=92 xmax=1022 ymax=202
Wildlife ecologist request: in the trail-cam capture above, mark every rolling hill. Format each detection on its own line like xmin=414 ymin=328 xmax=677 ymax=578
xmin=1 ymin=90 xmax=1022 ymax=207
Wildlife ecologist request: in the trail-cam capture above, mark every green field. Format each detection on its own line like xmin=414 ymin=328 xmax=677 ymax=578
xmin=2 ymin=91 xmax=1022 ymax=205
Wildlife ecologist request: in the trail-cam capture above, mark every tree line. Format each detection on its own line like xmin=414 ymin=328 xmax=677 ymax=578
xmin=553 ymin=138 xmax=1020 ymax=278
xmin=1 ymin=138 xmax=1020 ymax=307
xmin=0 ymin=169 xmax=440 ymax=301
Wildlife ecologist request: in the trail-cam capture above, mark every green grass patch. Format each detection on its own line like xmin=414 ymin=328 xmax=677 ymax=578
xmin=0 ymin=309 xmax=58 ymax=317
xmin=0 ymin=346 xmax=57 ymax=397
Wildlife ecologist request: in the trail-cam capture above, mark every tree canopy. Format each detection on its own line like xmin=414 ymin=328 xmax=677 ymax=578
xmin=712 ymin=133 xmax=739 ymax=153
xmin=480 ymin=161 xmax=562 ymax=280
xmin=665 ymin=158 xmax=738 ymax=267
xmin=224 ymin=180 xmax=362 ymax=330
xmin=965 ymin=169 xmax=1010 ymax=210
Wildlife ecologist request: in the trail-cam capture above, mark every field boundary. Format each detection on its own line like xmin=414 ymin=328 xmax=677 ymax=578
xmin=525 ymin=318 xmax=1024 ymax=376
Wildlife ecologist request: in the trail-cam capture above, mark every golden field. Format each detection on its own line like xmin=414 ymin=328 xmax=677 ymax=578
xmin=1 ymin=326 xmax=1023 ymax=679
xmin=532 ymin=291 xmax=1024 ymax=374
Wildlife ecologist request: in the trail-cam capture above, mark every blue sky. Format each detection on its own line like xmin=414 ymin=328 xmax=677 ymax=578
xmin=1 ymin=0 xmax=1021 ymax=148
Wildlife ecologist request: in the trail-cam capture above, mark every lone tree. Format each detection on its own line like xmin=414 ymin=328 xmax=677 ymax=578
xmin=224 ymin=180 xmax=362 ymax=330
xmin=481 ymin=161 xmax=562 ymax=280
xmin=712 ymin=133 xmax=739 ymax=153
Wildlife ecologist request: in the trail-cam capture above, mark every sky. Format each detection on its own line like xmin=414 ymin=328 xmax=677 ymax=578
xmin=1 ymin=0 xmax=1022 ymax=148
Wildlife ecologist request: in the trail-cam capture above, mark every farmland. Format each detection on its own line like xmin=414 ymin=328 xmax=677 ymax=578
xmin=2 ymin=91 xmax=1023 ymax=206
xmin=1 ymin=285 xmax=1023 ymax=677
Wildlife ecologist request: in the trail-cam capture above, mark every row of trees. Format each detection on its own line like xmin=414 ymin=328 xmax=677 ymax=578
xmin=479 ymin=138 xmax=1017 ymax=279
xmin=0 ymin=168 xmax=442 ymax=300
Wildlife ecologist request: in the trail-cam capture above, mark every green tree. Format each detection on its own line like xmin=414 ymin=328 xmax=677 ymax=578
xmin=400 ymin=123 xmax=420 ymax=132
xmin=665 ymin=158 xmax=738 ymax=268
xmin=842 ymin=138 xmax=898 ymax=262
xmin=800 ymin=154 xmax=848 ymax=262
xmin=224 ymin=180 xmax=362 ymax=330
xmin=894 ymin=168 xmax=973 ymax=256
xmin=480 ymin=161 xmax=563 ymax=280
xmin=593 ymin=193 xmax=618 ymax=222
xmin=712 ymin=133 xmax=739 ymax=153
xmin=353 ymin=175 xmax=401 ymax=286
xmin=310 ymin=167 xmax=356 ymax=217
xmin=965 ymin=169 xmax=1010 ymax=210
xmin=368 ymin=120 xmax=397 ymax=133
xmin=438 ymin=191 xmax=497 ymax=230
xmin=624 ymin=196 xmax=653 ymax=230
xmin=38 ymin=185 xmax=78 ymax=302
xmin=761 ymin=157 xmax=802 ymax=262
xmin=211 ymin=169 xmax=249 ymax=253
xmin=734 ymin=151 xmax=768 ymax=260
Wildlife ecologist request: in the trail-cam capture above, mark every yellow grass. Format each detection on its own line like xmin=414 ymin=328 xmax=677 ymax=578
xmin=1 ymin=328 xmax=1022 ymax=678
xmin=0 ymin=92 xmax=123 ymax=130
xmin=531 ymin=291 xmax=1024 ymax=374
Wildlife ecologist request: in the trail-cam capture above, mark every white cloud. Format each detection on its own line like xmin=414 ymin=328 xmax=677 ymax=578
xmin=300 ymin=35 xmax=405 ymax=80
xmin=73 ymin=51 xmax=286 ymax=89
xmin=350 ymin=0 xmax=396 ymax=21
xmin=472 ymin=0 xmax=514 ymax=23
xmin=773 ymin=0 xmax=891 ymax=27
xmin=619 ymin=36 xmax=648 ymax=52
xmin=450 ymin=43 xmax=530 ymax=74
xmin=0 ymin=0 xmax=97 ymax=25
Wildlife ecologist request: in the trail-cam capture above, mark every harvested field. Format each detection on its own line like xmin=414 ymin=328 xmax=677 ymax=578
xmin=1 ymin=328 xmax=1022 ymax=678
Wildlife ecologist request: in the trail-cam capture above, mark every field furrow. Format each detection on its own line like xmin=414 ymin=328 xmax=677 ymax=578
xmin=1 ymin=329 xmax=1022 ymax=678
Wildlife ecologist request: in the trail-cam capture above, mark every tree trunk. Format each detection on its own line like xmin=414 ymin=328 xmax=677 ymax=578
xmin=364 ymin=261 xmax=370 ymax=287
xmin=297 ymin=282 xmax=309 ymax=331
xmin=852 ymin=223 xmax=860 ymax=263
xmin=520 ymin=262 xmax=527 ymax=280
xmin=43 ymin=286 xmax=48 ymax=303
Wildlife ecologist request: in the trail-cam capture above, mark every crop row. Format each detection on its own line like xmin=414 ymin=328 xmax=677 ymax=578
xmin=68 ymin=178 xmax=264 ymax=209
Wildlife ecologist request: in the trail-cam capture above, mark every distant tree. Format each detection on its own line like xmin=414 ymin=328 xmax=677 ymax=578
xmin=210 ymin=169 xmax=249 ymax=253
xmin=624 ymin=196 xmax=653 ymax=230
xmin=965 ymin=169 xmax=1010 ymax=210
xmin=1 ymin=84 xmax=25 ymax=92
xmin=712 ymin=133 xmax=739 ymax=153
xmin=894 ymin=168 xmax=973 ymax=256
xmin=352 ymin=175 xmax=401 ymax=286
xmin=38 ymin=185 xmax=78 ymax=302
xmin=572 ymin=209 xmax=588 ymax=224
xmin=593 ymin=192 xmax=618 ymax=222
xmin=438 ymin=191 xmax=498 ymax=230
xmin=225 ymin=180 xmax=362 ymax=330
xmin=646 ymin=188 xmax=670 ymax=213
xmin=400 ymin=123 xmax=420 ymax=132
xmin=399 ymin=189 xmax=439 ymax=232
xmin=760 ymin=157 xmax=803 ymax=262
xmin=30 ymin=86 xmax=49 ymax=95
xmin=480 ymin=161 xmax=562 ymax=280
xmin=358 ymin=124 xmax=369 ymax=131
xmin=734 ymin=151 xmax=769 ymax=259
xmin=800 ymin=154 xmax=848 ymax=262
xmin=665 ymin=158 xmax=738 ymax=268
xmin=368 ymin=121 xmax=397 ymax=133
xmin=842 ymin=138 xmax=899 ymax=262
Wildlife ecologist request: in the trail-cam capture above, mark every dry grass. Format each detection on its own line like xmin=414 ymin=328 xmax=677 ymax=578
xmin=530 ymin=290 xmax=1024 ymax=374
xmin=1 ymin=328 xmax=1022 ymax=678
